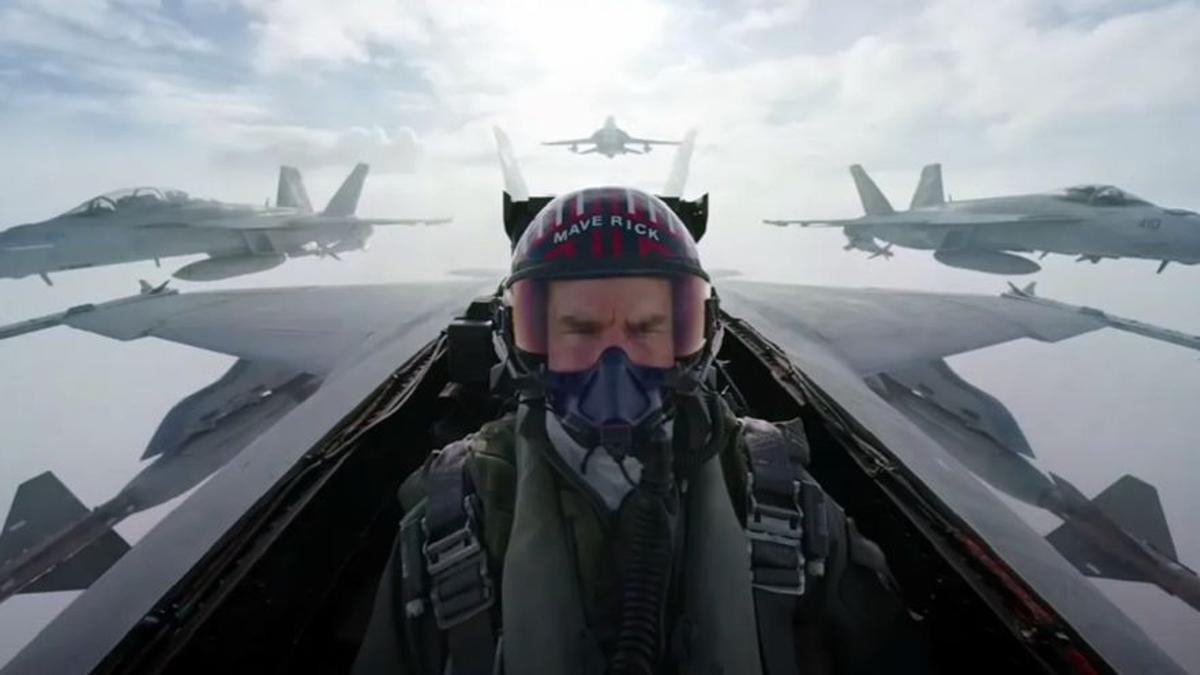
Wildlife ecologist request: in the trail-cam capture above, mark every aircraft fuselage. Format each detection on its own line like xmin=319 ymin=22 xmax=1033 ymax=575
xmin=0 ymin=203 xmax=374 ymax=281
xmin=589 ymin=121 xmax=635 ymax=158
xmin=850 ymin=194 xmax=1200 ymax=271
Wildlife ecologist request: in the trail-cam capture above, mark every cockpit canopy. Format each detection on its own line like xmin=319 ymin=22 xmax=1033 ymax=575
xmin=62 ymin=187 xmax=191 ymax=217
xmin=1054 ymin=184 xmax=1150 ymax=207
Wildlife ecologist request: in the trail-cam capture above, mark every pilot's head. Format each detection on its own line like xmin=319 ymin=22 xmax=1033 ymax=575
xmin=503 ymin=187 xmax=719 ymax=461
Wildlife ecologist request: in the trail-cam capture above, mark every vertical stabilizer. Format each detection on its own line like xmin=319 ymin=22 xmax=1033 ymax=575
xmin=494 ymin=127 xmax=530 ymax=201
xmin=910 ymin=163 xmax=944 ymax=209
xmin=1046 ymin=474 xmax=1179 ymax=583
xmin=662 ymin=129 xmax=698 ymax=198
xmin=849 ymin=165 xmax=894 ymax=215
xmin=1090 ymin=475 xmax=1177 ymax=559
xmin=0 ymin=472 xmax=131 ymax=593
xmin=322 ymin=163 xmax=370 ymax=216
xmin=277 ymin=166 xmax=313 ymax=212
xmin=1 ymin=472 xmax=88 ymax=565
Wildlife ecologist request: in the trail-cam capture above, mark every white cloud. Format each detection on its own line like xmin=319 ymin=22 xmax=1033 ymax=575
xmin=239 ymin=0 xmax=430 ymax=71
xmin=219 ymin=124 xmax=422 ymax=172
xmin=7 ymin=0 xmax=1193 ymax=208
xmin=724 ymin=0 xmax=811 ymax=35
xmin=0 ymin=1 xmax=211 ymax=57
xmin=924 ymin=0 xmax=1200 ymax=140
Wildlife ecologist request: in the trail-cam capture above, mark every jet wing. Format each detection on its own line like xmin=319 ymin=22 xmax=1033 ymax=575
xmin=0 ymin=281 xmax=490 ymax=675
xmin=763 ymin=218 xmax=863 ymax=227
xmin=763 ymin=214 xmax=1083 ymax=228
xmin=355 ymin=217 xmax=452 ymax=226
xmin=541 ymin=139 xmax=592 ymax=146
xmin=627 ymin=137 xmax=680 ymax=146
xmin=0 ymin=281 xmax=487 ymax=376
xmin=719 ymin=280 xmax=1199 ymax=376
xmin=196 ymin=216 xmax=452 ymax=230
xmin=719 ymin=281 xmax=1195 ymax=675
xmin=8 ymin=278 xmax=1192 ymax=389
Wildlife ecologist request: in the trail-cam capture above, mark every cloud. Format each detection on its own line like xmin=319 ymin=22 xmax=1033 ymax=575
xmin=2 ymin=0 xmax=1198 ymax=208
xmin=724 ymin=0 xmax=811 ymax=35
xmin=0 ymin=1 xmax=211 ymax=58
xmin=218 ymin=124 xmax=422 ymax=172
xmin=923 ymin=0 xmax=1200 ymax=140
xmin=237 ymin=0 xmax=431 ymax=71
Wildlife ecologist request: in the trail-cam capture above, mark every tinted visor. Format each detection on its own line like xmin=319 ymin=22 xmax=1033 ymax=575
xmin=510 ymin=275 xmax=709 ymax=368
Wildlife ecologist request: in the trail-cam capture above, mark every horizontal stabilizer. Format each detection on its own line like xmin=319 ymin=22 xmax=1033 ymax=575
xmin=1048 ymin=518 xmax=1143 ymax=582
xmin=1047 ymin=475 xmax=1178 ymax=582
xmin=322 ymin=163 xmax=369 ymax=216
xmin=910 ymin=163 xmax=944 ymax=208
xmin=850 ymin=164 xmax=894 ymax=215
xmin=22 ymin=529 xmax=130 ymax=593
xmin=277 ymin=166 xmax=313 ymax=212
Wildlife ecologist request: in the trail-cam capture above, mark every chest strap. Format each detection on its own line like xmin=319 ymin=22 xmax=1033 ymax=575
xmin=402 ymin=440 xmax=500 ymax=675
xmin=742 ymin=418 xmax=831 ymax=675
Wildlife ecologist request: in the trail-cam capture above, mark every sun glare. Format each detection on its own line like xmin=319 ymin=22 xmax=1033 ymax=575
xmin=499 ymin=0 xmax=668 ymax=82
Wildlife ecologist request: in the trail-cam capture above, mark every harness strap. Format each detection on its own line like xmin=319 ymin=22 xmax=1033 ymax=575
xmin=417 ymin=442 xmax=499 ymax=675
xmin=397 ymin=509 xmax=441 ymax=674
xmin=742 ymin=418 xmax=831 ymax=675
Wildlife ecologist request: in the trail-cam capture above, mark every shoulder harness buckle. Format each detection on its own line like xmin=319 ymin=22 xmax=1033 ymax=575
xmin=746 ymin=471 xmax=806 ymax=597
xmin=742 ymin=418 xmax=812 ymax=597
xmin=421 ymin=494 xmax=496 ymax=630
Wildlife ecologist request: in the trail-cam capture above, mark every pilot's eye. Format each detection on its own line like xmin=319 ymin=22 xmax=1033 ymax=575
xmin=560 ymin=319 xmax=604 ymax=336
xmin=629 ymin=318 xmax=667 ymax=336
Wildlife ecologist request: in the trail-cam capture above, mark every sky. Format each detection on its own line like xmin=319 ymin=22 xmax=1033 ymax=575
xmin=1 ymin=0 xmax=1199 ymax=670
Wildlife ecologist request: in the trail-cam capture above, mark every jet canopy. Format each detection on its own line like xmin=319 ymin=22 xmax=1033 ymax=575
xmin=63 ymin=187 xmax=191 ymax=217
xmin=1055 ymin=184 xmax=1150 ymax=207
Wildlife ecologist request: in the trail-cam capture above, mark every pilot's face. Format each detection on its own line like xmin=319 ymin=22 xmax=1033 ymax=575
xmin=546 ymin=276 xmax=675 ymax=372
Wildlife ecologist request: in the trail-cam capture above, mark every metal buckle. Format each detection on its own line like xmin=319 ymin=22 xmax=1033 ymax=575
xmin=423 ymin=523 xmax=482 ymax=577
xmin=747 ymin=475 xmax=806 ymax=597
xmin=422 ymin=497 xmax=495 ymax=628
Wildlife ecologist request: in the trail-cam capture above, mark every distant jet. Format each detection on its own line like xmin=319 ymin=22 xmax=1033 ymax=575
xmin=0 ymin=163 xmax=451 ymax=285
xmin=542 ymin=115 xmax=681 ymax=158
xmin=764 ymin=163 xmax=1200 ymax=274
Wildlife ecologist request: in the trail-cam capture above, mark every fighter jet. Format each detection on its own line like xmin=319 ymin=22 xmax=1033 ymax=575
xmin=0 ymin=163 xmax=450 ymax=285
xmin=542 ymin=115 xmax=684 ymax=158
xmin=764 ymin=163 xmax=1200 ymax=274
xmin=0 ymin=140 xmax=1197 ymax=674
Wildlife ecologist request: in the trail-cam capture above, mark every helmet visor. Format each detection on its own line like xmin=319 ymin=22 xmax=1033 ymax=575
xmin=510 ymin=275 xmax=709 ymax=369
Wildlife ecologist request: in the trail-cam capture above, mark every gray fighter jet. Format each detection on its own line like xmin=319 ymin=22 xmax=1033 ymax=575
xmin=764 ymin=164 xmax=1200 ymax=274
xmin=3 ymin=264 xmax=1198 ymax=674
xmin=0 ymin=163 xmax=450 ymax=285
xmin=542 ymin=115 xmax=684 ymax=158
xmin=1 ymin=140 xmax=1198 ymax=674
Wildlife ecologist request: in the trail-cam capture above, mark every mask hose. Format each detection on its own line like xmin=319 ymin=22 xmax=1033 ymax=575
xmin=608 ymin=445 xmax=675 ymax=675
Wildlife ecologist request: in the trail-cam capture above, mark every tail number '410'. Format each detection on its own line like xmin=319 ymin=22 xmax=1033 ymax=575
xmin=1138 ymin=217 xmax=1162 ymax=230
